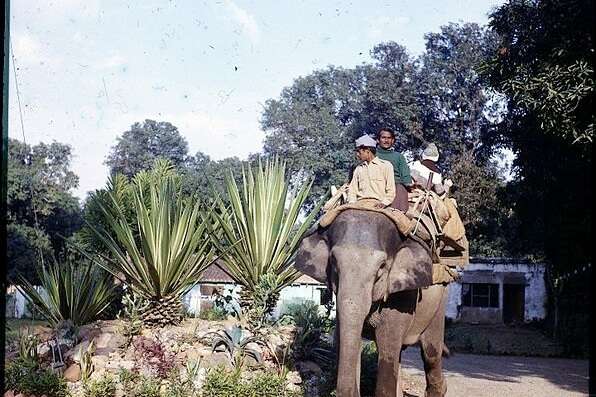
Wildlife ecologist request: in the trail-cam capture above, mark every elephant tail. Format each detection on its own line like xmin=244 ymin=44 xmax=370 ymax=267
xmin=442 ymin=344 xmax=452 ymax=358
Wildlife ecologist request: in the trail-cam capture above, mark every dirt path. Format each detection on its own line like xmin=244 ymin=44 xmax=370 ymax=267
xmin=399 ymin=347 xmax=589 ymax=397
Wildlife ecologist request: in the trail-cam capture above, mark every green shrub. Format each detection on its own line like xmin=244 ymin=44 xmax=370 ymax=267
xmin=117 ymin=369 xmax=162 ymax=397
xmin=4 ymin=357 xmax=70 ymax=397
xmin=82 ymin=376 xmax=117 ymax=397
xmin=202 ymin=366 xmax=299 ymax=397
xmin=199 ymin=306 xmax=228 ymax=321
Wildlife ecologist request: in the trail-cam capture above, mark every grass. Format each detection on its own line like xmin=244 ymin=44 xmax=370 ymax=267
xmin=445 ymin=322 xmax=564 ymax=357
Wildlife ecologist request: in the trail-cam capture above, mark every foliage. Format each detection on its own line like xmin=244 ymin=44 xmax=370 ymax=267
xmin=4 ymin=357 xmax=70 ymax=397
xmin=202 ymin=366 xmax=297 ymax=397
xmin=105 ymin=119 xmax=189 ymax=177
xmin=81 ymin=160 xmax=217 ymax=326
xmin=484 ymin=0 xmax=593 ymax=269
xmin=117 ymin=292 xmax=147 ymax=344
xmin=16 ymin=257 xmax=115 ymax=328
xmin=132 ymin=336 xmax=177 ymax=379
xmin=206 ymin=325 xmax=264 ymax=368
xmin=213 ymin=158 xmax=320 ymax=327
xmin=79 ymin=340 xmax=96 ymax=382
xmin=485 ymin=0 xmax=593 ymax=145
xmin=7 ymin=138 xmax=82 ymax=282
xmin=199 ymin=306 xmax=228 ymax=321
xmin=17 ymin=330 xmax=39 ymax=364
xmin=283 ymin=301 xmax=334 ymax=367
xmin=82 ymin=375 xmax=117 ymax=397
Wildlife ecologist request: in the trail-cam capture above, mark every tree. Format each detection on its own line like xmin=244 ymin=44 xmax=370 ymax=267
xmin=105 ymin=119 xmax=189 ymax=177
xmin=261 ymin=28 xmax=511 ymax=255
xmin=7 ymin=139 xmax=82 ymax=282
xmin=414 ymin=23 xmax=511 ymax=254
xmin=484 ymin=0 xmax=593 ymax=354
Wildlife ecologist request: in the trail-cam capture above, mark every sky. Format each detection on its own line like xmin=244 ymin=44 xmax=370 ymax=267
xmin=9 ymin=0 xmax=506 ymax=199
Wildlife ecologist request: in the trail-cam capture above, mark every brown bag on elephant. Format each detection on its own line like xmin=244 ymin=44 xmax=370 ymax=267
xmin=441 ymin=197 xmax=466 ymax=251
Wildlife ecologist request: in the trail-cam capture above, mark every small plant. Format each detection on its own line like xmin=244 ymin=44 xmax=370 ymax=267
xmin=117 ymin=292 xmax=147 ymax=345
xmin=202 ymin=366 xmax=298 ymax=397
xmin=4 ymin=357 xmax=70 ymax=397
xmin=132 ymin=335 xmax=177 ymax=379
xmin=17 ymin=329 xmax=39 ymax=363
xmin=199 ymin=306 xmax=228 ymax=321
xmin=284 ymin=301 xmax=335 ymax=367
xmin=79 ymin=340 xmax=96 ymax=382
xmin=206 ymin=325 xmax=264 ymax=368
xmin=82 ymin=375 xmax=117 ymax=397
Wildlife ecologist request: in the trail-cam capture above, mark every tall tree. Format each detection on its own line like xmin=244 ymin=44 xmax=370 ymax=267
xmin=414 ymin=23 xmax=510 ymax=255
xmin=105 ymin=119 xmax=189 ymax=177
xmin=484 ymin=0 xmax=593 ymax=353
xmin=7 ymin=139 xmax=82 ymax=281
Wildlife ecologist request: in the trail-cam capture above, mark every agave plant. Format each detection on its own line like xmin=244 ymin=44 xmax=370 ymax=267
xmin=213 ymin=157 xmax=320 ymax=327
xmin=206 ymin=325 xmax=264 ymax=368
xmin=82 ymin=160 xmax=218 ymax=326
xmin=16 ymin=259 xmax=116 ymax=329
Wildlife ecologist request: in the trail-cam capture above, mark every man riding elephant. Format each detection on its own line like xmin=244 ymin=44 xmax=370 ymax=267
xmin=347 ymin=134 xmax=396 ymax=209
xmin=376 ymin=127 xmax=412 ymax=212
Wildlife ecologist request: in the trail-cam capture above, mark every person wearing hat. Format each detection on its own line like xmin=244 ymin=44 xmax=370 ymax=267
xmin=347 ymin=134 xmax=396 ymax=209
xmin=409 ymin=143 xmax=453 ymax=195
xmin=376 ymin=127 xmax=412 ymax=212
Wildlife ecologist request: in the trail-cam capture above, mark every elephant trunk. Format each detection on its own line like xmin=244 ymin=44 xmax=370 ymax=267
xmin=333 ymin=247 xmax=385 ymax=397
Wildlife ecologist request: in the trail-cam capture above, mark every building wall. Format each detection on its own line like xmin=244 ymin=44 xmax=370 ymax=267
xmin=445 ymin=260 xmax=546 ymax=323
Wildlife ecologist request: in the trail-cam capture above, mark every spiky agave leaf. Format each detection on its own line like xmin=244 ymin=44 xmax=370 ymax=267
xmin=78 ymin=160 xmax=217 ymax=325
xmin=16 ymin=260 xmax=116 ymax=328
xmin=212 ymin=157 xmax=321 ymax=316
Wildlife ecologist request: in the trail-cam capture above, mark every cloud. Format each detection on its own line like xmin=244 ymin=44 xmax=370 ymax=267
xmin=223 ymin=0 xmax=260 ymax=44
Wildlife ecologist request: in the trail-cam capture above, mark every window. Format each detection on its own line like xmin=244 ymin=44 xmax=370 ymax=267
xmin=462 ymin=283 xmax=499 ymax=308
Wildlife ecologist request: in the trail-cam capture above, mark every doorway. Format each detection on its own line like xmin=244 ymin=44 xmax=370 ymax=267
xmin=503 ymin=284 xmax=525 ymax=324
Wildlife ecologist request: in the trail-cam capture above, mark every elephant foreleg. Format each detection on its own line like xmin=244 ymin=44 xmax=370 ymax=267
xmin=419 ymin=291 xmax=448 ymax=397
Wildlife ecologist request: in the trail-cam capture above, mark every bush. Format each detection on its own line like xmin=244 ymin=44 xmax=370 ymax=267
xmin=4 ymin=357 xmax=70 ymax=397
xmin=202 ymin=366 xmax=298 ymax=397
xmin=82 ymin=376 xmax=117 ymax=397
xmin=118 ymin=370 xmax=162 ymax=397
xmin=199 ymin=306 xmax=228 ymax=321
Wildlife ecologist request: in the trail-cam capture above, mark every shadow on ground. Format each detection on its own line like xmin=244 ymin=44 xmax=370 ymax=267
xmin=401 ymin=346 xmax=588 ymax=396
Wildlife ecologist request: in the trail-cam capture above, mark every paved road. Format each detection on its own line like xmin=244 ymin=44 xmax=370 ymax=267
xmin=400 ymin=347 xmax=589 ymax=397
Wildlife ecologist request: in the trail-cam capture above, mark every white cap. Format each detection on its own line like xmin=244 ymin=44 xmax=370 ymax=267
xmin=355 ymin=134 xmax=377 ymax=148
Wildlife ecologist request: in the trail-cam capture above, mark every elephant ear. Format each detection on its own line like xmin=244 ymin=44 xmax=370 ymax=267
xmin=372 ymin=239 xmax=433 ymax=302
xmin=295 ymin=230 xmax=329 ymax=283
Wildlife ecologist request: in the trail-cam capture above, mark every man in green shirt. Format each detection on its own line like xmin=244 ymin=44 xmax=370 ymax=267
xmin=376 ymin=127 xmax=412 ymax=211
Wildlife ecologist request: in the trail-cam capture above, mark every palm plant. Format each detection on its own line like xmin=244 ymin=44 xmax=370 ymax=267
xmin=16 ymin=259 xmax=116 ymax=329
xmin=82 ymin=160 xmax=217 ymax=326
xmin=213 ymin=157 xmax=320 ymax=328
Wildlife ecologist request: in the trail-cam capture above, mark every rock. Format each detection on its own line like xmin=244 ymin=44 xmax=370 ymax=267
xmin=201 ymin=351 xmax=231 ymax=369
xmin=106 ymin=360 xmax=135 ymax=371
xmin=64 ymin=363 xmax=81 ymax=382
xmin=92 ymin=355 xmax=109 ymax=371
xmin=286 ymin=370 xmax=303 ymax=385
xmin=37 ymin=342 xmax=51 ymax=359
xmin=65 ymin=339 xmax=94 ymax=362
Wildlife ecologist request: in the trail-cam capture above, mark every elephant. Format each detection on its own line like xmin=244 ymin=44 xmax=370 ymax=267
xmin=295 ymin=209 xmax=448 ymax=397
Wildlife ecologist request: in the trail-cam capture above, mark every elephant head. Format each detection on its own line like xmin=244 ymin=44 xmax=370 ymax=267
xmin=295 ymin=209 xmax=434 ymax=396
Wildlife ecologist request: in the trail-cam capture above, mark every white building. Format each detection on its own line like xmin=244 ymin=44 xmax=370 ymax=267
xmin=446 ymin=258 xmax=547 ymax=324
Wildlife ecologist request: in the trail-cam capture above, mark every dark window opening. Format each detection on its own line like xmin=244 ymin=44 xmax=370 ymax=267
xmin=462 ymin=283 xmax=499 ymax=308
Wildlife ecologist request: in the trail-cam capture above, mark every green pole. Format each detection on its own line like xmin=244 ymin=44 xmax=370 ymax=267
xmin=1 ymin=0 xmax=10 ymax=391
